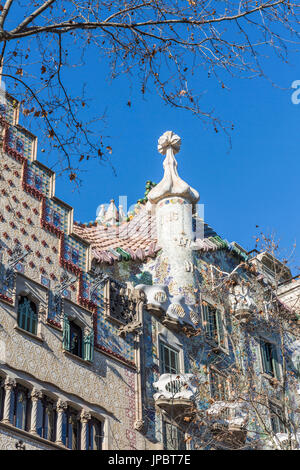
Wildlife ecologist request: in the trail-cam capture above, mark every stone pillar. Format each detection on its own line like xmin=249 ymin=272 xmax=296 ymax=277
xmin=55 ymin=399 xmax=67 ymax=445
xmin=30 ymin=388 xmax=43 ymax=435
xmin=2 ymin=377 xmax=15 ymax=424
xmin=80 ymin=410 xmax=91 ymax=450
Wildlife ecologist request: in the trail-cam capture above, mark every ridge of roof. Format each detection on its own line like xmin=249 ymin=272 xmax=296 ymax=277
xmin=73 ymin=205 xmax=248 ymax=265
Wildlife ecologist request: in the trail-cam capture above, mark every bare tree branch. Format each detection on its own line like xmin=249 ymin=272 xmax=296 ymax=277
xmin=0 ymin=0 xmax=14 ymax=29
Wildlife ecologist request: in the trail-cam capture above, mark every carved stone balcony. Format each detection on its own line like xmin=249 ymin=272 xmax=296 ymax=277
xmin=153 ymin=374 xmax=197 ymax=417
xmin=229 ymin=285 xmax=256 ymax=323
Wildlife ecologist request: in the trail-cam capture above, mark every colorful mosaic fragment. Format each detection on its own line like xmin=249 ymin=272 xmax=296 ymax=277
xmin=0 ymin=264 xmax=14 ymax=296
xmin=96 ymin=305 xmax=135 ymax=364
xmin=48 ymin=290 xmax=62 ymax=325
xmin=44 ymin=199 xmax=69 ymax=233
xmin=5 ymin=126 xmax=35 ymax=161
xmin=25 ymin=162 xmax=51 ymax=196
xmin=80 ymin=272 xmax=103 ymax=304
xmin=0 ymin=94 xmax=17 ymax=125
xmin=157 ymin=197 xmax=187 ymax=207
xmin=63 ymin=236 xmax=87 ymax=271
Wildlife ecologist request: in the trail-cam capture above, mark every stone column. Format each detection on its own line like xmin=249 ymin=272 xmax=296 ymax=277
xmin=30 ymin=388 xmax=43 ymax=435
xmin=55 ymin=399 xmax=67 ymax=445
xmin=2 ymin=377 xmax=15 ymax=424
xmin=80 ymin=410 xmax=91 ymax=450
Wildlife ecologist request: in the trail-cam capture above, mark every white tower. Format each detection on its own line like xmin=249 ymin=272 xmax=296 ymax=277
xmin=147 ymin=131 xmax=199 ymax=301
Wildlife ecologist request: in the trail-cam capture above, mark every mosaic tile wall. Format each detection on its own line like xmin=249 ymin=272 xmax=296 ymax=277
xmin=96 ymin=303 xmax=136 ymax=365
xmin=25 ymin=162 xmax=51 ymax=196
xmin=139 ymin=249 xmax=300 ymax=447
xmin=79 ymin=271 xmax=137 ymax=365
xmin=44 ymin=199 xmax=69 ymax=233
xmin=0 ymin=94 xmax=17 ymax=125
xmin=5 ymin=126 xmax=35 ymax=161
xmin=0 ymin=264 xmax=14 ymax=297
xmin=63 ymin=236 xmax=87 ymax=271
xmin=47 ymin=290 xmax=62 ymax=324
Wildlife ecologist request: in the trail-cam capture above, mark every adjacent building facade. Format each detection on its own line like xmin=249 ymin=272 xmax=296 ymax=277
xmin=0 ymin=95 xmax=299 ymax=450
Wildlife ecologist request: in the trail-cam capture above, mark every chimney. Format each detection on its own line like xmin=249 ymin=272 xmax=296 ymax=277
xmin=147 ymin=131 xmax=199 ymax=298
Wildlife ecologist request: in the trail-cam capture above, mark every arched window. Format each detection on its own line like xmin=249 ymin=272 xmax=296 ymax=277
xmin=61 ymin=407 xmax=80 ymax=449
xmin=87 ymin=418 xmax=103 ymax=450
xmin=12 ymin=384 xmax=31 ymax=431
xmin=17 ymin=295 xmax=38 ymax=335
xmin=36 ymin=396 xmax=57 ymax=441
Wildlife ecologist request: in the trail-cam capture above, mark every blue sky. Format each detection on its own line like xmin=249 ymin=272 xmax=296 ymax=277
xmin=15 ymin=40 xmax=300 ymax=274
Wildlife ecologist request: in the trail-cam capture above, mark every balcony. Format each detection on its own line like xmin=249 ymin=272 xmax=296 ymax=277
xmin=206 ymin=401 xmax=248 ymax=448
xmin=153 ymin=374 xmax=197 ymax=417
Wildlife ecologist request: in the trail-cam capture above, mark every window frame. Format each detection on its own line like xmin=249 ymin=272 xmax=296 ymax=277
xmin=12 ymin=383 xmax=31 ymax=432
xmin=162 ymin=420 xmax=186 ymax=450
xmin=268 ymin=400 xmax=286 ymax=434
xmin=61 ymin=406 xmax=81 ymax=450
xmin=17 ymin=295 xmax=38 ymax=336
xmin=259 ymin=339 xmax=281 ymax=379
xmin=86 ymin=417 xmax=103 ymax=450
xmin=69 ymin=321 xmax=83 ymax=358
xmin=209 ymin=367 xmax=230 ymax=402
xmin=201 ymin=300 xmax=227 ymax=351
xmin=36 ymin=396 xmax=57 ymax=442
xmin=63 ymin=317 xmax=84 ymax=359
xmin=159 ymin=341 xmax=180 ymax=375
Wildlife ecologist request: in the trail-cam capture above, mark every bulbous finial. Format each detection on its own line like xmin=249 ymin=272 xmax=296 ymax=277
xmin=147 ymin=130 xmax=199 ymax=205
xmin=157 ymin=131 xmax=181 ymax=156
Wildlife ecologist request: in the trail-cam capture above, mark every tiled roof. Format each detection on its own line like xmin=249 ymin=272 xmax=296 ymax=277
xmin=74 ymin=205 xmax=158 ymax=264
xmin=73 ymin=205 xmax=248 ymax=265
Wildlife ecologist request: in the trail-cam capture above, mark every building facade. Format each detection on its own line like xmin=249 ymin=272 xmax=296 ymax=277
xmin=0 ymin=95 xmax=299 ymax=450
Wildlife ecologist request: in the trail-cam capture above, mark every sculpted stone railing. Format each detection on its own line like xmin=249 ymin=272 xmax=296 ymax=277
xmin=153 ymin=373 xmax=197 ymax=418
xmin=153 ymin=373 xmax=197 ymax=401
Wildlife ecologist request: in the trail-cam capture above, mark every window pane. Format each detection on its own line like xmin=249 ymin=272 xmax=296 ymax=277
xmin=160 ymin=344 xmax=179 ymax=375
xmin=46 ymin=405 xmax=55 ymax=441
xmin=94 ymin=422 xmax=102 ymax=450
xmin=16 ymin=391 xmax=27 ymax=430
xmin=163 ymin=422 xmax=186 ymax=450
xmin=261 ymin=341 xmax=279 ymax=377
xmin=164 ymin=348 xmax=170 ymax=373
xmin=70 ymin=322 xmax=82 ymax=358
xmin=87 ymin=419 xmax=102 ymax=450
xmin=170 ymin=351 xmax=177 ymax=373
xmin=269 ymin=402 xmax=285 ymax=434
xmin=36 ymin=400 xmax=43 ymax=437
xmin=17 ymin=296 xmax=38 ymax=335
xmin=61 ymin=412 xmax=67 ymax=445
